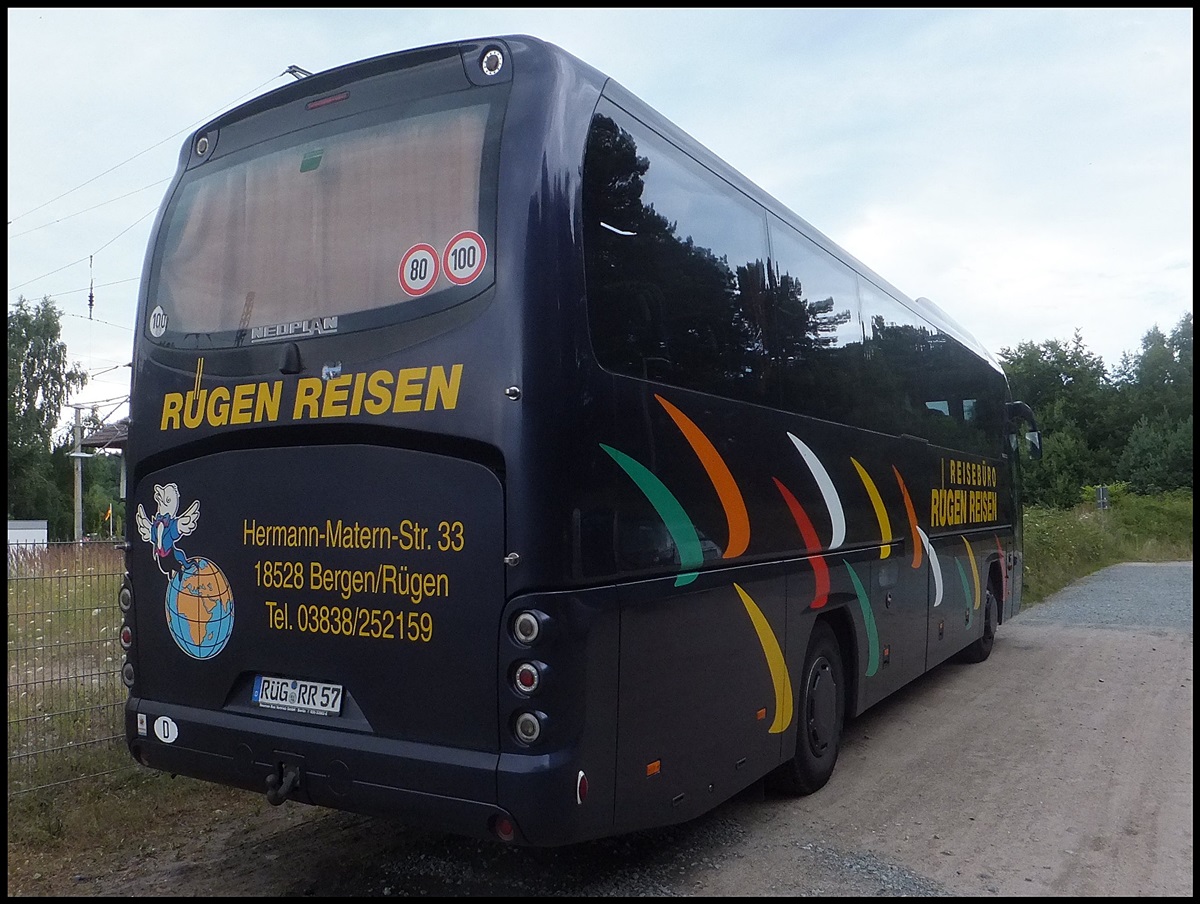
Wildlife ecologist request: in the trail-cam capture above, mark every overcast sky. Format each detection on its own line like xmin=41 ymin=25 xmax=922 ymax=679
xmin=7 ymin=8 xmax=1193 ymax=430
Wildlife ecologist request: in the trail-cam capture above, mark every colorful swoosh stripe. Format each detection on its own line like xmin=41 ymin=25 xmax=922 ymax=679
xmin=773 ymin=477 xmax=830 ymax=609
xmin=605 ymin=401 xmax=1005 ymax=731
xmin=961 ymin=536 xmax=980 ymax=609
xmin=787 ymin=433 xmax=846 ymax=549
xmin=917 ymin=527 xmax=943 ymax=607
xmin=845 ymin=562 xmax=879 ymax=677
xmin=892 ymin=466 xmax=923 ymax=570
xmin=995 ymin=535 xmax=1007 ymax=602
xmin=656 ymin=395 xmax=750 ymax=558
xmin=955 ymin=559 xmax=973 ymax=627
xmin=600 ymin=443 xmax=702 ymax=586
xmin=851 ymin=457 xmax=892 ymax=560
xmin=733 ymin=583 xmax=794 ymax=733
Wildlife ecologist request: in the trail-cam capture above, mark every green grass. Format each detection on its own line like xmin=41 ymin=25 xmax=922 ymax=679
xmin=7 ymin=542 xmax=126 ymax=794
xmin=1021 ymin=489 xmax=1193 ymax=604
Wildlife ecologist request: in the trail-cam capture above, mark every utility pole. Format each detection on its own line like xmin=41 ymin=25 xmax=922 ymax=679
xmin=73 ymin=407 xmax=83 ymax=541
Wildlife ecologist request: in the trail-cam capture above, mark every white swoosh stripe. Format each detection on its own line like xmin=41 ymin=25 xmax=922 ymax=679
xmin=787 ymin=432 xmax=846 ymax=549
xmin=918 ymin=527 xmax=943 ymax=606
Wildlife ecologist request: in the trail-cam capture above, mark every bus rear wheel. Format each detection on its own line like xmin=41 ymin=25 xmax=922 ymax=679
xmin=768 ymin=620 xmax=844 ymax=796
xmin=960 ymin=587 xmax=998 ymax=663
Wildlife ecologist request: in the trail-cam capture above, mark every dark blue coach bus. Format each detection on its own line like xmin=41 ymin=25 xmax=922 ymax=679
xmin=120 ymin=34 xmax=1041 ymax=846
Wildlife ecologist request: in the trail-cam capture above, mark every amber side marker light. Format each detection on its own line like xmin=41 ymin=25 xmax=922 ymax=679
xmin=646 ymin=760 xmax=661 ymax=777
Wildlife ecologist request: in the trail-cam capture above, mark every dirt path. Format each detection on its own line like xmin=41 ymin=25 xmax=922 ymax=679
xmin=697 ymin=620 xmax=1193 ymax=896
xmin=13 ymin=563 xmax=1193 ymax=897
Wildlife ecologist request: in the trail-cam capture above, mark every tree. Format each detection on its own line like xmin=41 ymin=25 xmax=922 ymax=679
xmin=1118 ymin=414 xmax=1193 ymax=494
xmin=998 ymin=330 xmax=1120 ymax=501
xmin=8 ymin=295 xmax=88 ymax=525
xmin=1019 ymin=417 xmax=1094 ymax=509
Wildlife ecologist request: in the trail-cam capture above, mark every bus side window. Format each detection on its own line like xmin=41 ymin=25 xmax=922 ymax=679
xmin=583 ymin=105 xmax=771 ymax=402
xmin=768 ymin=216 xmax=861 ymax=422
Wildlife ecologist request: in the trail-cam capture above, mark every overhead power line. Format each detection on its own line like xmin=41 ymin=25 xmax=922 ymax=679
xmin=7 ymin=207 xmax=158 ymax=293
xmin=8 ymin=179 xmax=170 ymax=239
xmin=8 ymin=73 xmax=283 ymax=225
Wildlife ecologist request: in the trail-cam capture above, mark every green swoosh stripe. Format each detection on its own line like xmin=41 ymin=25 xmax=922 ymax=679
xmin=955 ymin=559 xmax=973 ymax=628
xmin=601 ymin=444 xmax=702 ymax=586
xmin=845 ymin=561 xmax=879 ymax=677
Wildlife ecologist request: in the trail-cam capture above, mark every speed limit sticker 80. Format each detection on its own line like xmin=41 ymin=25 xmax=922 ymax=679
xmin=398 ymin=243 xmax=440 ymax=297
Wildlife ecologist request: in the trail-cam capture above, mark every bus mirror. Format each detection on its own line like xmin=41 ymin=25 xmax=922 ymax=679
xmin=1026 ymin=430 xmax=1043 ymax=461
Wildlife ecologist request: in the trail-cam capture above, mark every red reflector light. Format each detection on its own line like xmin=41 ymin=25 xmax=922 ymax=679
xmin=576 ymin=770 xmax=588 ymax=804
xmin=306 ymin=91 xmax=349 ymax=110
xmin=492 ymin=815 xmax=515 ymax=843
xmin=120 ymin=625 xmax=133 ymax=650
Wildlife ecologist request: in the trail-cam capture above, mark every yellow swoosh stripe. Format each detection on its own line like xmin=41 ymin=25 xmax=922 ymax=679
xmin=961 ymin=536 xmax=980 ymax=609
xmin=733 ymin=583 xmax=793 ymax=733
xmin=851 ymin=457 xmax=892 ymax=560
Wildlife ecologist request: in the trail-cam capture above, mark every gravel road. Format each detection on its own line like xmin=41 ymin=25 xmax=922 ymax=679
xmin=55 ymin=561 xmax=1195 ymax=897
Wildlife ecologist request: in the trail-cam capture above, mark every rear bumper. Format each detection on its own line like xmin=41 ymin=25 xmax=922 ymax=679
xmin=126 ymin=697 xmax=516 ymax=842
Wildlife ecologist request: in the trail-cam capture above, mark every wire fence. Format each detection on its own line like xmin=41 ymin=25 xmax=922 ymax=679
xmin=7 ymin=540 xmax=132 ymax=797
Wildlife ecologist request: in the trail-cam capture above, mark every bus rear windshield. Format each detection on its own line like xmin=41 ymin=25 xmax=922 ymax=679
xmin=149 ymin=93 xmax=503 ymax=348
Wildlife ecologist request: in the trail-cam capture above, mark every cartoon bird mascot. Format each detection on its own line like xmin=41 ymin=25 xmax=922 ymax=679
xmin=135 ymin=483 xmax=200 ymax=578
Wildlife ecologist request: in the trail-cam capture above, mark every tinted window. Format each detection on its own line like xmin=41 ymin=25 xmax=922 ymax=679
xmin=768 ymin=217 xmax=862 ymax=422
xmin=859 ymin=279 xmax=1005 ymax=455
xmin=583 ymin=103 xmax=771 ymax=403
xmin=582 ymin=101 xmax=1005 ymax=455
xmin=150 ymin=93 xmax=504 ymax=348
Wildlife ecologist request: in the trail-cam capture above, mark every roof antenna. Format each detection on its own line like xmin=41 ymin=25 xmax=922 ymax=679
xmin=88 ymin=255 xmax=95 ymax=320
xmin=284 ymin=65 xmax=312 ymax=80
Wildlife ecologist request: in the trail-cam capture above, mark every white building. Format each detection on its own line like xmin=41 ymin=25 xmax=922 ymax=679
xmin=7 ymin=519 xmax=48 ymax=546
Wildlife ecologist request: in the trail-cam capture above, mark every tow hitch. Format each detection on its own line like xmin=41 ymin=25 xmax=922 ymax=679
xmin=265 ymin=763 xmax=300 ymax=805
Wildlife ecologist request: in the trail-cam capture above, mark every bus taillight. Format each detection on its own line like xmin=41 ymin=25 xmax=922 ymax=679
xmin=576 ymin=770 xmax=588 ymax=805
xmin=513 ymin=711 xmax=542 ymax=744
xmin=511 ymin=610 xmax=541 ymax=645
xmin=305 ymin=91 xmax=349 ymax=111
xmin=513 ymin=661 xmax=541 ymax=694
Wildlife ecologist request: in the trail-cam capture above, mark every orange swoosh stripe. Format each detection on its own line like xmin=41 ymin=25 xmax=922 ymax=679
xmin=656 ymin=394 xmax=750 ymax=558
xmin=892 ymin=466 xmax=923 ymax=569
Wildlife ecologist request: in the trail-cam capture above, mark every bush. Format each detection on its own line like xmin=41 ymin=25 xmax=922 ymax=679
xmin=1022 ymin=490 xmax=1192 ymax=604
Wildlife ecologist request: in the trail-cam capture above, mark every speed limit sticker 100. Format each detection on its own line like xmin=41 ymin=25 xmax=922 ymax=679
xmin=442 ymin=231 xmax=487 ymax=286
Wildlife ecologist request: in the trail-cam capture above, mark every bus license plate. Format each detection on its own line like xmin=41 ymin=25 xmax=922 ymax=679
xmin=253 ymin=675 xmax=343 ymax=716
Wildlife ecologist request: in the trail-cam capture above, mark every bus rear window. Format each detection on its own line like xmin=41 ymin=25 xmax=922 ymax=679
xmin=150 ymin=97 xmax=500 ymax=347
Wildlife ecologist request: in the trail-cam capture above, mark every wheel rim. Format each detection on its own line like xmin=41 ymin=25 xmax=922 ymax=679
xmin=806 ymin=658 xmax=837 ymax=755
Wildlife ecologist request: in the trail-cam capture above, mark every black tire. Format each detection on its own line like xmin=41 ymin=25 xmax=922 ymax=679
xmin=960 ymin=587 xmax=998 ymax=663
xmin=768 ymin=620 xmax=845 ymax=795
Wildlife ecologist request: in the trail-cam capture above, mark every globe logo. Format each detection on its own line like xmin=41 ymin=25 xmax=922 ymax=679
xmin=137 ymin=482 xmax=235 ymax=659
xmin=165 ymin=556 xmax=235 ymax=659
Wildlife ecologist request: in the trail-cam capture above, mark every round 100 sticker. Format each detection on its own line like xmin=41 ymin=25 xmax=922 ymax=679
xmin=398 ymin=243 xmax=440 ymax=297
xmin=442 ymin=231 xmax=487 ymax=286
